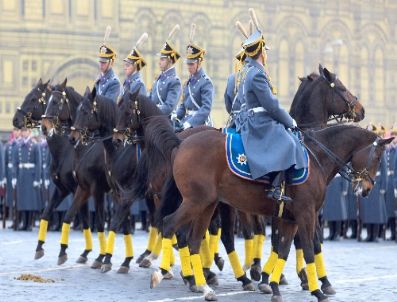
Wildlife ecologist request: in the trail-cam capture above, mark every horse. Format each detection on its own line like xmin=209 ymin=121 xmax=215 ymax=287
xmin=69 ymin=87 xmax=144 ymax=274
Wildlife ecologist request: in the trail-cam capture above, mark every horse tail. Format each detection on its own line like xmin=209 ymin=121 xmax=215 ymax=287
xmin=155 ymin=172 xmax=182 ymax=231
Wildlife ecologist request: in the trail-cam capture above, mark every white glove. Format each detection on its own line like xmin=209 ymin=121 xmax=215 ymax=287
xmin=380 ymin=189 xmax=386 ymax=195
xmin=342 ymin=191 xmax=348 ymax=196
xmin=33 ymin=180 xmax=40 ymax=188
xmin=12 ymin=178 xmax=17 ymax=188
xmin=183 ymin=122 xmax=192 ymax=130
xmin=292 ymin=119 xmax=297 ymax=128
xmin=170 ymin=112 xmax=177 ymax=120
xmin=44 ymin=179 xmax=50 ymax=189
xmin=394 ymin=189 xmax=397 ymax=198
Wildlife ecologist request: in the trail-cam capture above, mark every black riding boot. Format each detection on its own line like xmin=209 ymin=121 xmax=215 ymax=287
xmin=389 ymin=218 xmax=396 ymax=241
xmin=266 ymin=171 xmax=292 ymax=202
xmin=365 ymin=224 xmax=374 ymax=242
xmin=326 ymin=222 xmax=335 ymax=240
xmin=349 ymin=220 xmax=357 ymax=239
xmin=26 ymin=211 xmax=33 ymax=231
xmin=140 ymin=211 xmax=147 ymax=231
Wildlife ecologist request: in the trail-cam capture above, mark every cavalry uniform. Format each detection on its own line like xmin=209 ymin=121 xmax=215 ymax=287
xmin=4 ymin=139 xmax=18 ymax=215
xmin=95 ymin=26 xmax=121 ymax=102
xmin=385 ymin=138 xmax=397 ymax=240
xmin=322 ymin=174 xmax=348 ymax=240
xmin=346 ymin=176 xmax=359 ymax=239
xmin=176 ymin=35 xmax=213 ymax=128
xmin=150 ymin=30 xmax=182 ymax=115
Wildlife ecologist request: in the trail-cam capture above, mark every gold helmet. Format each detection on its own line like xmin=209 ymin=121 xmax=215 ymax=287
xmin=185 ymin=23 xmax=206 ymax=63
xmin=242 ymin=9 xmax=270 ymax=58
xmin=159 ymin=24 xmax=181 ymax=64
xmin=124 ymin=32 xmax=148 ymax=71
xmin=98 ymin=25 xmax=116 ymax=62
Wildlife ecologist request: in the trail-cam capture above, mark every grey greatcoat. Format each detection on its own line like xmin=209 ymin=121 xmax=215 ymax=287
xmin=5 ymin=140 xmax=18 ymax=208
xmin=95 ymin=68 xmax=121 ymax=102
xmin=236 ymin=59 xmax=307 ymax=179
xmin=359 ymin=153 xmax=388 ymax=224
xmin=322 ymin=174 xmax=348 ymax=222
xmin=176 ymin=68 xmax=214 ymax=127
xmin=14 ymin=138 xmax=42 ymax=211
xmin=149 ymin=66 xmax=181 ymax=115
xmin=346 ymin=178 xmax=358 ymax=221
xmin=121 ymin=72 xmax=147 ymax=97
xmin=385 ymin=146 xmax=397 ymax=219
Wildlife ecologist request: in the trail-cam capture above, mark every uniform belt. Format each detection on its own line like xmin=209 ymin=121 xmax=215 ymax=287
xmin=249 ymin=107 xmax=267 ymax=114
xmin=19 ymin=163 xmax=35 ymax=169
xmin=7 ymin=163 xmax=13 ymax=168
xmin=186 ymin=110 xmax=198 ymax=115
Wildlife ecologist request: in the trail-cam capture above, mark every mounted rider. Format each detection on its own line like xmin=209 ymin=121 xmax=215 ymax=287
xmin=95 ymin=25 xmax=121 ymax=102
xmin=236 ymin=9 xmax=307 ymax=202
xmin=121 ymin=32 xmax=149 ymax=97
xmin=149 ymin=25 xmax=182 ymax=116
xmin=175 ymin=23 xmax=214 ymax=130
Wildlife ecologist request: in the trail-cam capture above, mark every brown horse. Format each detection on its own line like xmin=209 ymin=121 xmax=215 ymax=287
xmin=149 ymin=119 xmax=392 ymax=301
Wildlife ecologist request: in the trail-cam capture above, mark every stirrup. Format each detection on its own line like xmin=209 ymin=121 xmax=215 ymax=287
xmin=267 ymin=187 xmax=293 ymax=203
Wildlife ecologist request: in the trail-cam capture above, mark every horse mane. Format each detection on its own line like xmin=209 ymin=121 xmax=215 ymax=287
xmin=290 ymin=73 xmax=320 ymax=118
xmin=96 ymin=95 xmax=117 ymax=135
xmin=137 ymin=93 xmax=163 ymax=117
xmin=65 ymin=86 xmax=83 ymax=122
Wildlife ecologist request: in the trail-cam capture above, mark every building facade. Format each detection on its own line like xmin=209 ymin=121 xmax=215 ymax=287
xmin=0 ymin=0 xmax=396 ymax=130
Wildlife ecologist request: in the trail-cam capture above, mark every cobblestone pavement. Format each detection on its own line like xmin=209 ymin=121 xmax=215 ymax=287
xmin=1 ymin=226 xmax=397 ymax=302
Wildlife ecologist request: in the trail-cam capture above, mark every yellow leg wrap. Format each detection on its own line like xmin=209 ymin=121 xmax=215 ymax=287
xmin=60 ymin=223 xmax=70 ymax=245
xmin=215 ymin=228 xmax=221 ymax=254
xmin=170 ymin=246 xmax=175 ymax=266
xmin=228 ymin=251 xmax=245 ymax=278
xmin=38 ymin=219 xmax=48 ymax=242
xmin=307 ymin=262 xmax=319 ymax=291
xmin=171 ymin=234 xmax=177 ymax=246
xmin=314 ymin=253 xmax=327 ymax=279
xmin=106 ymin=231 xmax=116 ymax=255
xmin=191 ymin=254 xmax=206 ymax=286
xmin=253 ymin=234 xmax=265 ymax=259
xmin=146 ymin=227 xmax=158 ymax=252
xmin=152 ymin=234 xmax=163 ymax=257
xmin=98 ymin=232 xmax=106 ymax=255
xmin=83 ymin=228 xmax=93 ymax=251
xmin=296 ymin=249 xmax=305 ymax=274
xmin=262 ymin=249 xmax=278 ymax=274
xmin=244 ymin=239 xmax=254 ymax=267
xmin=179 ymin=247 xmax=193 ymax=277
xmin=124 ymin=234 xmax=134 ymax=258
xmin=160 ymin=238 xmax=172 ymax=271
xmin=209 ymin=234 xmax=218 ymax=263
xmin=269 ymin=258 xmax=286 ymax=284
xmin=200 ymin=238 xmax=212 ymax=269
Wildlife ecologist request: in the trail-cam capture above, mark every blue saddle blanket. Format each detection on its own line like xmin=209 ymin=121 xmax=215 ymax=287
xmin=223 ymin=128 xmax=309 ymax=185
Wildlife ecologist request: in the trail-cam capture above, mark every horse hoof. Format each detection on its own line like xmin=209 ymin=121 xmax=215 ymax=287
xmin=322 ymin=285 xmax=336 ymax=296
xmin=136 ymin=251 xmax=150 ymax=264
xmin=250 ymin=264 xmax=261 ymax=282
xmin=139 ymin=258 xmax=152 ymax=268
xmin=101 ymin=263 xmax=112 ymax=273
xmin=205 ymin=292 xmax=218 ymax=301
xmin=258 ymin=282 xmax=273 ymax=294
xmin=91 ymin=260 xmax=102 ymax=269
xmin=215 ymin=257 xmax=224 ymax=271
xmin=76 ymin=256 xmax=88 ymax=264
xmin=271 ymin=295 xmax=283 ymax=302
xmin=163 ymin=270 xmax=174 ymax=280
xmin=189 ymin=284 xmax=199 ymax=293
xmin=243 ymin=282 xmax=256 ymax=291
xmin=57 ymin=255 xmax=68 ymax=265
xmin=34 ymin=249 xmax=44 ymax=260
xmin=150 ymin=270 xmax=163 ymax=289
xmin=206 ymin=274 xmax=218 ymax=286
xmin=279 ymin=274 xmax=288 ymax=285
xmin=117 ymin=266 xmax=129 ymax=274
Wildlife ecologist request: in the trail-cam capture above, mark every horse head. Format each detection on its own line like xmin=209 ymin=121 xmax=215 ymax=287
xmin=13 ymin=78 xmax=51 ymax=129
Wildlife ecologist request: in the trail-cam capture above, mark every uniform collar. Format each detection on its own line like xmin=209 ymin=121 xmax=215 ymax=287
xmin=101 ymin=68 xmax=115 ymax=80
xmin=189 ymin=68 xmax=205 ymax=83
xmin=248 ymin=58 xmax=265 ymax=72
xmin=161 ymin=66 xmax=176 ymax=79
xmin=126 ymin=71 xmax=140 ymax=83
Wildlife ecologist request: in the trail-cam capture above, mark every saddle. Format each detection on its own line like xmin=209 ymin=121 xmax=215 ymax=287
xmin=223 ymin=127 xmax=310 ymax=185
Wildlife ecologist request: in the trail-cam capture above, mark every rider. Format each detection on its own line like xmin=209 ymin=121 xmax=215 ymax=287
xmin=237 ymin=14 xmax=307 ymax=203
xmin=175 ymin=23 xmax=214 ymax=130
xmin=121 ymin=32 xmax=149 ymax=97
xmin=95 ymin=25 xmax=121 ymax=102
xmin=149 ymin=25 xmax=182 ymax=116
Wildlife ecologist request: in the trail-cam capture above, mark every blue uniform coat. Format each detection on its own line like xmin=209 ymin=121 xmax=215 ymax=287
xmin=121 ymin=72 xmax=147 ymax=97
xmin=322 ymin=174 xmax=348 ymax=222
xmin=385 ymin=146 xmax=397 ymax=219
xmin=95 ymin=68 xmax=121 ymax=102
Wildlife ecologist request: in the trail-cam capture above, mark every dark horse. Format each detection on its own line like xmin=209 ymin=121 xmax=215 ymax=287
xmin=145 ymin=120 xmax=390 ymax=302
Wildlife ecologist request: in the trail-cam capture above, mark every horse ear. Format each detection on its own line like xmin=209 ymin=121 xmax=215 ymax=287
xmin=318 ymin=64 xmax=324 ymax=76
xmin=44 ymin=79 xmax=50 ymax=86
xmin=323 ymin=67 xmax=334 ymax=82
xmin=84 ymin=86 xmax=91 ymax=97
xmin=38 ymin=78 xmax=43 ymax=86
xmin=91 ymin=86 xmax=97 ymax=99
xmin=298 ymin=76 xmax=305 ymax=82
xmin=379 ymin=137 xmax=394 ymax=146
xmin=60 ymin=78 xmax=67 ymax=90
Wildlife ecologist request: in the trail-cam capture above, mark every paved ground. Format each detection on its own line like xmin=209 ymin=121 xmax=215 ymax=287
xmin=1 ymin=225 xmax=397 ymax=302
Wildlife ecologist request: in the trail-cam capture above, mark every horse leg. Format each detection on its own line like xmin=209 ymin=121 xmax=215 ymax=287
xmin=176 ymin=226 xmax=198 ymax=292
xmin=137 ymin=195 xmax=158 ymax=264
xmin=259 ymin=217 xmax=279 ymax=294
xmin=293 ymin=234 xmax=308 ymax=290
xmin=268 ymin=219 xmax=297 ymax=302
xmin=208 ymin=208 xmax=224 ymax=271
xmin=298 ymin=214 xmax=329 ymax=302
xmin=58 ymin=186 xmax=90 ymax=265
xmin=218 ymin=203 xmax=254 ymax=291
xmin=201 ymin=230 xmax=218 ymax=286
xmin=92 ymin=189 xmax=106 ymax=269
xmin=238 ymin=211 xmax=254 ymax=273
xmin=117 ymin=214 xmax=134 ymax=273
xmin=313 ymin=224 xmax=336 ymax=295
xmin=251 ymin=214 xmax=266 ymax=281
xmin=76 ymin=202 xmax=93 ymax=264
xmin=35 ymin=188 xmax=68 ymax=259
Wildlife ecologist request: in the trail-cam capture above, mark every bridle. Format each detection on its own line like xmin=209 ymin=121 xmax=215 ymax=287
xmin=114 ymin=99 xmax=144 ymax=145
xmin=70 ymin=99 xmax=100 ymax=145
xmin=42 ymin=90 xmax=72 ymax=136
xmin=17 ymin=86 xmax=49 ymax=128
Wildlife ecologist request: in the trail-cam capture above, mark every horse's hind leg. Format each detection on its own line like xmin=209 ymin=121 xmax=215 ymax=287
xmin=117 ymin=214 xmax=134 ymax=273
xmin=57 ymin=186 xmax=90 ymax=265
xmin=35 ymin=188 xmax=68 ymax=260
xmin=76 ymin=202 xmax=93 ymax=264
xmin=293 ymin=234 xmax=308 ymax=290
xmin=208 ymin=208 xmax=224 ymax=271
xmin=238 ymin=212 xmax=254 ymax=272
xmin=218 ymin=203 xmax=254 ymax=291
xmin=251 ymin=214 xmax=266 ymax=281
xmin=314 ymin=224 xmax=336 ymax=295
xmin=91 ymin=189 xmax=106 ymax=269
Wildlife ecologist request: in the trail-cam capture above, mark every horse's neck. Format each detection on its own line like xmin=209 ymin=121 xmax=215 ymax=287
xmin=311 ymin=127 xmax=376 ymax=184
xmin=66 ymin=87 xmax=83 ymax=122
xmin=47 ymin=134 xmax=73 ymax=163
